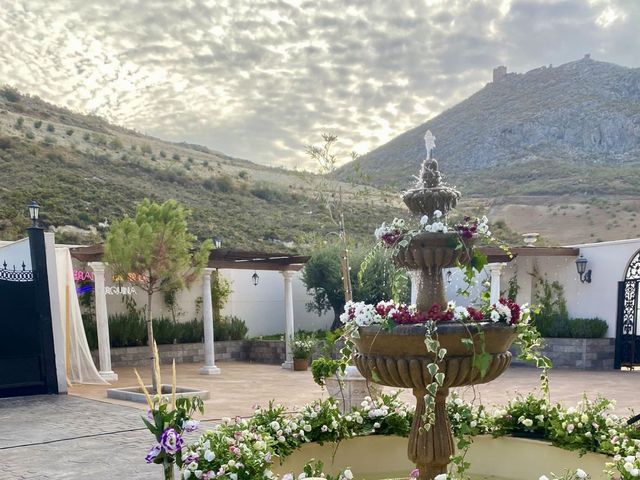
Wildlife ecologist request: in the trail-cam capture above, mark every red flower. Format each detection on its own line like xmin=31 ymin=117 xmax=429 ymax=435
xmin=499 ymin=298 xmax=521 ymax=324
xmin=466 ymin=307 xmax=485 ymax=322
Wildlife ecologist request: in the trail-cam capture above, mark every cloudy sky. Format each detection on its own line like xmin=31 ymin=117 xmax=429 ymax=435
xmin=1 ymin=0 xmax=638 ymax=169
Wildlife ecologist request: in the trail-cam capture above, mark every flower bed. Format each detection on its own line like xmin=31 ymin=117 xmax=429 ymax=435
xmin=149 ymin=390 xmax=640 ymax=480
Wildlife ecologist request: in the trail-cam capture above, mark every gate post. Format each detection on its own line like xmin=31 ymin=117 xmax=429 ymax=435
xmin=28 ymin=226 xmax=59 ymax=394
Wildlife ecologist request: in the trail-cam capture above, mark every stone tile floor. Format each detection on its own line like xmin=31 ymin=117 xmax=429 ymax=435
xmin=1 ymin=362 xmax=639 ymax=479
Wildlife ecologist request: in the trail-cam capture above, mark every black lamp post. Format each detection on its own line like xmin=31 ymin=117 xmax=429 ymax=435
xmin=252 ymin=271 xmax=259 ymax=286
xmin=575 ymin=255 xmax=592 ymax=284
xmin=28 ymin=200 xmax=40 ymax=227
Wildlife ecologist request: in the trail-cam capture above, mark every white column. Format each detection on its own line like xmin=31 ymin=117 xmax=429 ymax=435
xmin=281 ymin=270 xmax=295 ymax=370
xmin=488 ymin=263 xmax=507 ymax=305
xmin=88 ymin=262 xmax=118 ymax=382
xmin=409 ymin=271 xmax=418 ymax=305
xmin=200 ymin=268 xmax=220 ymax=375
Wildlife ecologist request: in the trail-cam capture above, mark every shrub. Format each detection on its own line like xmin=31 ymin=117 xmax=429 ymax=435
xmin=34 ymin=120 xmax=43 ymax=129
xmin=141 ymin=144 xmax=152 ymax=155
xmin=93 ymin=134 xmax=107 ymax=146
xmin=82 ymin=132 xmax=90 ymax=141
xmin=172 ymin=153 xmax=180 ymax=161
xmin=216 ymin=175 xmax=234 ymax=193
xmin=567 ymin=318 xmax=608 ymax=338
xmin=42 ymin=135 xmax=56 ymax=146
xmin=213 ymin=315 xmax=248 ymax=341
xmin=1 ymin=86 xmax=20 ymax=102
xmin=46 ymin=123 xmax=55 ymax=132
xmin=25 ymin=130 xmax=35 ymax=140
xmin=107 ymin=311 xmax=146 ymax=347
xmin=160 ymin=150 xmax=167 ymax=158
xmin=15 ymin=117 xmax=24 ymax=129
xmin=187 ymin=156 xmax=193 ymax=163
xmin=66 ymin=128 xmax=74 ymax=136
xmin=238 ymin=170 xmax=249 ymax=179
xmin=109 ymin=138 xmax=123 ymax=150
xmin=0 ymin=136 xmax=13 ymax=150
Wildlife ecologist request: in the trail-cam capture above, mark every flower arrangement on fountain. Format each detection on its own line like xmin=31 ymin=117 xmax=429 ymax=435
xmin=340 ymin=298 xmax=524 ymax=328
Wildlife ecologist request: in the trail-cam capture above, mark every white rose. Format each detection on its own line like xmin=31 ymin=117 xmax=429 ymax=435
xmin=420 ymin=215 xmax=429 ymax=225
xmin=343 ymin=470 xmax=354 ymax=479
xmin=434 ymin=474 xmax=447 ymax=480
xmin=490 ymin=310 xmax=500 ymax=322
xmin=575 ymin=469 xmax=587 ymax=478
xmin=204 ymin=450 xmax=215 ymax=461
xmin=433 ymin=210 xmax=443 ymax=218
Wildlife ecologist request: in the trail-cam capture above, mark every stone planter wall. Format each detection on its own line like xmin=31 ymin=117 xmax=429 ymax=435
xmin=245 ymin=340 xmax=286 ymax=364
xmin=92 ymin=340 xmax=290 ymax=367
xmin=510 ymin=338 xmax=615 ymax=370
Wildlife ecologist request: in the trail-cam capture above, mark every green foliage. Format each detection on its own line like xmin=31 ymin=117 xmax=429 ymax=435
xmin=1 ymin=85 xmax=21 ymax=102
xmin=303 ymin=243 xmax=409 ymax=327
xmin=42 ymin=135 xmax=56 ymax=146
xmin=15 ymin=117 xmax=24 ymax=129
xmin=172 ymin=153 xmax=180 ymax=161
xmin=212 ymin=271 xmax=233 ymax=318
xmin=310 ymin=356 xmax=343 ymax=386
xmin=140 ymin=144 xmax=152 ymax=155
xmin=83 ymin=312 xmax=247 ymax=349
xmin=25 ymin=130 xmax=35 ymax=140
xmin=82 ymin=132 xmax=90 ymax=141
xmin=159 ymin=150 xmax=166 ymax=158
xmin=46 ymin=123 xmax=55 ymax=132
xmin=238 ymin=170 xmax=248 ymax=179
xmin=531 ymin=268 xmax=569 ymax=337
xmin=213 ymin=315 xmax=248 ymax=341
xmin=291 ymin=331 xmax=317 ymax=359
xmin=105 ymin=199 xmax=213 ymax=297
xmin=109 ymin=137 xmax=123 ymax=150
xmin=34 ymin=120 xmax=42 ymax=129
xmin=66 ymin=128 xmax=74 ymax=136
xmin=567 ymin=317 xmax=608 ymax=338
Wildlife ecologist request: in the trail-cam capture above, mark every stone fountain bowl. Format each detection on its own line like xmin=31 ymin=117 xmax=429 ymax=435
xmin=353 ymin=322 xmax=517 ymax=389
xmin=393 ymin=232 xmax=476 ymax=271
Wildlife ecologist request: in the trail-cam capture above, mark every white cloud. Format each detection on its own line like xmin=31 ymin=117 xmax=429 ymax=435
xmin=0 ymin=0 xmax=638 ymax=170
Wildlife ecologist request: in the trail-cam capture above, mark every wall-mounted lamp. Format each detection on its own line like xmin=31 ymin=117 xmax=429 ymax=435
xmin=446 ymin=270 xmax=453 ymax=285
xmin=252 ymin=271 xmax=260 ymax=286
xmin=27 ymin=200 xmax=40 ymax=227
xmin=213 ymin=236 xmax=222 ymax=249
xmin=575 ymin=255 xmax=592 ymax=284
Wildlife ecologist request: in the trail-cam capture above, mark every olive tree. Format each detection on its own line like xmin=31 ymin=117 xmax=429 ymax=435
xmin=105 ymin=199 xmax=212 ymax=392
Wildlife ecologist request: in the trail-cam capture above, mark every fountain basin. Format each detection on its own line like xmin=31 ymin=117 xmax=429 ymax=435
xmin=274 ymin=435 xmax=609 ymax=480
xmin=393 ymin=232 xmax=474 ymax=271
xmin=353 ymin=323 xmax=517 ymax=388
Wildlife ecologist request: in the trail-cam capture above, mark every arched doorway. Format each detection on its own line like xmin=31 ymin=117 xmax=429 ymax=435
xmin=614 ymin=250 xmax=640 ymax=369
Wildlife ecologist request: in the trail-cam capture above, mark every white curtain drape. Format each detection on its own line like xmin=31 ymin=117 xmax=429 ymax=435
xmin=55 ymin=247 xmax=107 ymax=385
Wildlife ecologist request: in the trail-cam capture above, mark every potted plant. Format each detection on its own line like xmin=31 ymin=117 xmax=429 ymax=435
xmin=291 ymin=332 xmax=316 ymax=371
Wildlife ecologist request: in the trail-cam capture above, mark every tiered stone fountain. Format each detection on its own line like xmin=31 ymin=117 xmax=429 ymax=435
xmin=353 ymin=132 xmax=517 ymax=480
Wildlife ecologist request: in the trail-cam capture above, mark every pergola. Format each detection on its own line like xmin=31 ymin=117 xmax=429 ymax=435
xmin=69 ymin=245 xmax=309 ymax=379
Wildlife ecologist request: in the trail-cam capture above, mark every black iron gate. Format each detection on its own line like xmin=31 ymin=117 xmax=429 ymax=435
xmin=0 ymin=236 xmax=58 ymax=397
xmin=615 ymin=251 xmax=640 ymax=369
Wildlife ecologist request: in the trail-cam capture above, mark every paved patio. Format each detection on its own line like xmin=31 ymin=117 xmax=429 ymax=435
xmin=1 ymin=362 xmax=639 ymax=479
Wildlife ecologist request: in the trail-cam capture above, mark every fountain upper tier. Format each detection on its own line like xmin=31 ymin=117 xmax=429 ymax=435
xmin=402 ymin=158 xmax=461 ymax=218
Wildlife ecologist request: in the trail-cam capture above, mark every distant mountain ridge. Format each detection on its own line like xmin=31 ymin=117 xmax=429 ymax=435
xmin=338 ymin=56 xmax=640 ymax=186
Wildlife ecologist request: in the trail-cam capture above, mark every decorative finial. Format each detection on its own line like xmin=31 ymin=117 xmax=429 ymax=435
xmin=424 ymin=130 xmax=435 ymax=159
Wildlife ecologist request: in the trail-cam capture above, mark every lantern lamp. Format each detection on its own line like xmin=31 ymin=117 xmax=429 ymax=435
xmin=27 ymin=200 xmax=40 ymax=227
xmin=575 ymin=255 xmax=592 ymax=284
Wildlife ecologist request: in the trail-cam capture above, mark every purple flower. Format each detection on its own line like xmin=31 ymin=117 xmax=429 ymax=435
xmin=160 ymin=428 xmax=184 ymax=455
xmin=182 ymin=452 xmax=199 ymax=464
xmin=183 ymin=419 xmax=200 ymax=433
xmin=146 ymin=410 xmax=154 ymax=422
xmin=145 ymin=444 xmax=161 ymax=463
xmin=409 ymin=468 xmax=420 ymax=479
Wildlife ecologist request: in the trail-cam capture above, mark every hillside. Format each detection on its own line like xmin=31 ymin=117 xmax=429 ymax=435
xmin=0 ymin=86 xmax=401 ymax=251
xmin=337 ymin=57 xmax=640 ymax=244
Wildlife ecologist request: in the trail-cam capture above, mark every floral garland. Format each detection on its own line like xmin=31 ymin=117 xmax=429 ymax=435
xmin=340 ymin=299 xmax=524 ymax=328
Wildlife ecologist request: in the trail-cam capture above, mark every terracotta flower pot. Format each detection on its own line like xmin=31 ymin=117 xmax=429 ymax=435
xmin=293 ymin=358 xmax=309 ymax=371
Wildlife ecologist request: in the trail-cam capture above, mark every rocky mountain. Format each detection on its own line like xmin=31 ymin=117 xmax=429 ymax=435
xmin=0 ymin=86 xmax=400 ymax=250
xmin=338 ymin=56 xmax=640 ymax=187
xmin=336 ymin=57 xmax=640 ymax=245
